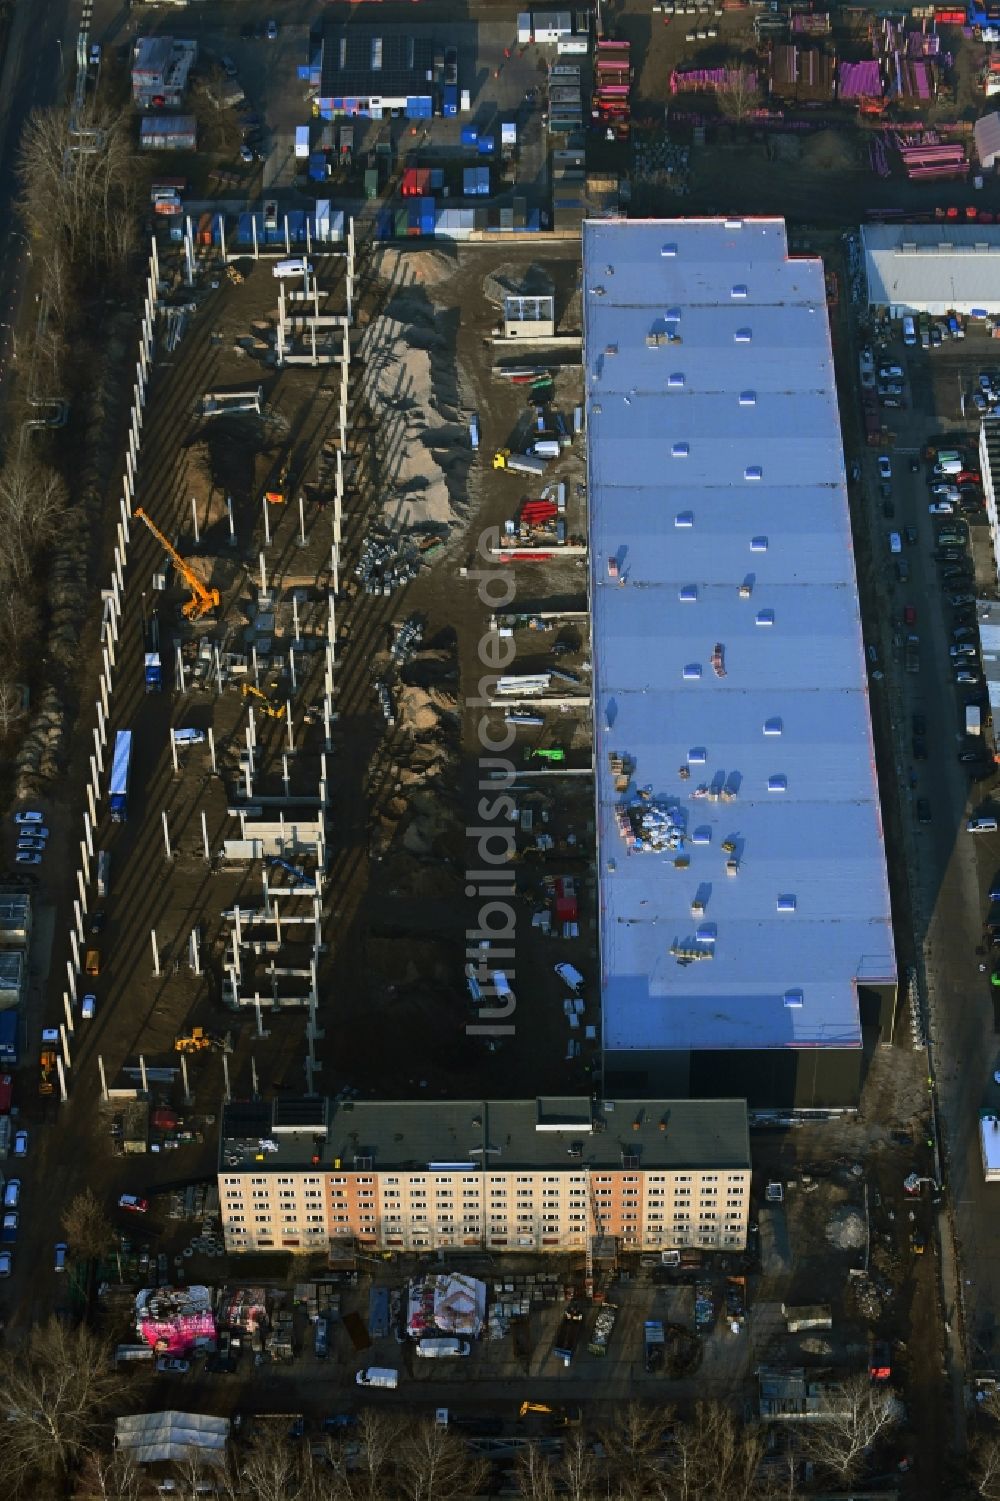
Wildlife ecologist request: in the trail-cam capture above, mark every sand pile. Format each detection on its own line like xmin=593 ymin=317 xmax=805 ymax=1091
xmin=483 ymin=262 xmax=555 ymax=307
xmin=825 ymin=1206 xmax=867 ymax=1250
xmin=372 ymin=245 xmax=459 ymax=288
xmin=360 ymin=286 xmax=471 ymax=530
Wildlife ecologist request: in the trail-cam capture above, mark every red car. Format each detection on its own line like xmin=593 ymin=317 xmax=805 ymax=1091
xmin=904 ymin=604 xmax=917 ymax=626
xmin=119 ymin=1194 xmax=148 ymax=1214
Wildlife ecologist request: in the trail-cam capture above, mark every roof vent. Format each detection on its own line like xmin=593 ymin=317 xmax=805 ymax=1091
xmin=745 ymin=465 xmax=763 ymax=481
xmin=739 ymin=391 xmax=756 ymax=406
xmin=776 ymin=895 xmax=797 ymax=912
xmin=682 ymin=663 xmax=703 ymax=680
xmin=675 ymin=511 xmax=694 ymax=527
xmin=679 ymin=585 xmax=698 ymax=602
xmin=605 ymin=344 xmax=618 ymax=356
xmin=763 ymin=717 xmax=782 ymax=736
xmin=735 ymin=328 xmax=752 ymax=343
xmin=756 ymin=608 xmax=774 ymax=626
xmin=783 ymin=988 xmax=804 ymax=1008
xmin=767 ymin=774 xmax=787 ymax=793
xmin=687 ymin=746 xmax=707 ymax=763
xmin=666 ymin=307 xmax=682 ymax=322
xmin=691 ymin=828 xmax=712 ymax=846
xmin=672 ymin=442 xmax=690 ymax=458
xmin=668 ymin=372 xmax=685 ymax=388
xmin=725 ymin=218 xmax=743 ymax=230
xmin=750 ymin=536 xmax=768 ymax=552
xmin=695 ymin=922 xmax=716 ymax=942
xmin=661 ymin=242 xmax=678 ymax=257
xmin=731 ymin=284 xmax=748 ymax=299
xmin=592 ymin=404 xmax=602 ymax=415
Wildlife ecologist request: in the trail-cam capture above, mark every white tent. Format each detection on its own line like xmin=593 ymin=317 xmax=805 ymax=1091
xmin=114 ymin=1411 xmax=229 ymax=1466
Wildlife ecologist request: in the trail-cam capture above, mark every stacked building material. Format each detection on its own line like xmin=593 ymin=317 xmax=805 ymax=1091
xmin=592 ymin=39 xmax=632 ymax=137
xmin=896 ymin=132 xmax=968 ymax=178
xmin=769 ymin=44 xmax=835 ymax=101
xmin=669 ymin=66 xmax=759 ymax=93
xmin=791 ymin=11 xmax=831 ymax=32
xmin=837 ymin=59 xmax=883 ymax=100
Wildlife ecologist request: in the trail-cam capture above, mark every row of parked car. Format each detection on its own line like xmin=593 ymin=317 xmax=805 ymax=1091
xmin=13 ymin=809 xmax=48 ymax=866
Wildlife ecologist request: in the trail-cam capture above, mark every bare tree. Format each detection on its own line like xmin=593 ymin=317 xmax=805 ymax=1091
xmin=718 ymin=64 xmax=761 ymax=125
xmin=975 ymin=1435 xmax=1000 ymax=1501
xmin=225 ymin=1430 xmax=318 ymax=1501
xmin=514 ymin=1442 xmax=558 ymax=1501
xmin=795 ymin=1375 xmax=901 ymax=1485
xmin=395 ymin=1418 xmax=488 ymax=1501
xmin=75 ymin=1448 xmax=144 ymax=1501
xmin=337 ymin=1409 xmax=404 ymax=1501
xmin=62 ymin=1188 xmax=115 ymax=1261
xmin=0 ymin=457 xmax=68 ymax=586
xmin=0 ymin=1319 xmax=132 ymax=1494
xmin=597 ymin=1401 xmax=670 ymax=1499
xmin=0 ymin=680 xmax=25 ymax=740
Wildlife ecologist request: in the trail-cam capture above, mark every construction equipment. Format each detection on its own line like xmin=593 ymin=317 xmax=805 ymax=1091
xmin=225 ymin=264 xmax=244 ymax=285
xmin=517 ymin=1402 xmax=581 ymax=1428
xmin=134 ymin=509 xmax=220 ymax=622
xmin=241 ymin=684 xmax=286 ymax=719
xmin=265 ymin=457 xmax=290 ymax=505
xmin=529 ymin=747 xmax=565 ymax=763
xmin=174 ymin=1027 xmax=225 ymax=1054
xmin=39 ymin=1048 xmax=57 ymax=1097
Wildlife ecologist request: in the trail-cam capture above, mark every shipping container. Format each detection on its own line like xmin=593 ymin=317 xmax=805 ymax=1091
xmin=443 ymin=83 xmax=458 ymax=116
xmin=460 ymin=126 xmax=479 ymax=147
xmin=295 ymin=125 xmax=311 ymax=159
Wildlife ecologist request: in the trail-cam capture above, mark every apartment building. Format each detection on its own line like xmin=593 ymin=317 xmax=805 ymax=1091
xmin=218 ymin=1095 xmax=751 ymax=1257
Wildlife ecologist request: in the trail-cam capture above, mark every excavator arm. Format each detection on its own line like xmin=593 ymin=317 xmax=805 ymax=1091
xmin=134 ymin=508 xmax=220 ymax=621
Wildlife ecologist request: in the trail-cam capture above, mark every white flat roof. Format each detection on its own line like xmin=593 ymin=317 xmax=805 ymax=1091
xmin=584 ymin=218 xmax=896 ymax=1055
xmin=863 ymin=223 xmax=1000 ymax=310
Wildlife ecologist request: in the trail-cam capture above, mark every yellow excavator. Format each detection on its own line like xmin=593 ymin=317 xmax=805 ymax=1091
xmin=241 ymin=683 xmax=286 ymax=719
xmin=134 ymin=508 xmax=221 ymax=621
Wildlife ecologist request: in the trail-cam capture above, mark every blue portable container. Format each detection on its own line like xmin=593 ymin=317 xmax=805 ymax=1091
xmin=460 ymin=126 xmax=478 ymax=146
xmin=477 ymin=135 xmax=495 ymax=156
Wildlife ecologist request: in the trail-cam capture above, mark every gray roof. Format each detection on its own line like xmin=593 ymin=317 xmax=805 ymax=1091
xmin=583 ymin=218 xmax=895 ymax=1056
xmin=862 ymin=223 xmax=1000 ymax=309
xmin=976 ymin=112 xmax=1000 ymax=165
xmin=115 ymin=1411 xmax=229 ymax=1464
xmin=220 ymin=1096 xmax=751 ymax=1173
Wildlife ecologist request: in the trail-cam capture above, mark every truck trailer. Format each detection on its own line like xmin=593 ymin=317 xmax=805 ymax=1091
xmin=109 ymin=730 xmax=133 ymax=823
xmin=981 ymin=1112 xmax=1000 ymax=1181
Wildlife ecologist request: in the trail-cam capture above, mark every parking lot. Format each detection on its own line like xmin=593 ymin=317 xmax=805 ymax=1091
xmin=842 ymin=302 xmax=1000 ymax=1377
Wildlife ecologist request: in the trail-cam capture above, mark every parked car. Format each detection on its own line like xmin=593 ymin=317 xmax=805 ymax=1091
xmin=14 ymin=811 xmax=43 ymax=825
xmin=878 ymin=365 xmax=903 ymax=380
xmin=89 ymin=911 xmax=106 ymax=935
xmin=53 ymin=1243 xmax=66 ymax=1273
xmin=13 ymin=1131 xmax=27 ymax=1158
xmin=929 ymin=501 xmax=955 ymax=515
xmin=4 ymin=1181 xmax=19 ymax=1210
xmin=878 ymin=456 xmax=892 ymax=480
xmin=15 ymin=854 xmax=40 ymax=866
xmin=955 ymin=669 xmax=983 ymax=685
xmin=156 ymin=1357 xmax=191 ymax=1374
xmin=930 ymin=483 xmax=960 ymax=499
xmin=81 ymin=994 xmax=96 ymax=1020
xmin=0 ymin=1252 xmax=11 ymax=1277
xmin=905 ymin=526 xmax=918 ymax=546
xmin=266 ymin=17 xmax=278 ymax=39
xmin=119 ymin=1194 xmax=149 ymax=1214
xmin=913 ymin=736 xmax=927 ymax=760
xmin=949 ymin=593 xmax=977 ymax=606
xmin=916 ymin=799 xmax=932 ymax=824
xmin=910 ymin=457 xmax=920 ymax=473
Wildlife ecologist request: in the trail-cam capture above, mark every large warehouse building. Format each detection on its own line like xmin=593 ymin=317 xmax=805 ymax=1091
xmin=862 ymin=223 xmax=1000 ymax=317
xmin=583 ymin=218 xmax=897 ymax=1110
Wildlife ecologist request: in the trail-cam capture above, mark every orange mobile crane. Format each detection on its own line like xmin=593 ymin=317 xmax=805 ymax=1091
xmin=134 ymin=508 xmax=220 ymax=621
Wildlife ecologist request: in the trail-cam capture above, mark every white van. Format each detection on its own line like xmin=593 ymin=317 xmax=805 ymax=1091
xmin=273 ymin=258 xmax=313 ymax=279
xmin=356 ymin=1366 xmax=399 ymax=1388
xmin=902 ymin=315 xmax=917 ymax=346
xmin=967 ymin=817 xmax=998 ymax=834
xmin=888 ymin=532 xmax=902 ymax=555
xmin=415 ymin=1338 xmax=471 ymax=1359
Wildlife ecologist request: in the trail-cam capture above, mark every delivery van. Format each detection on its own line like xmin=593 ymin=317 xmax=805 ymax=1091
xmin=415 ymin=1338 xmax=471 ymax=1359
xmin=355 ymin=1366 xmax=399 ymax=1388
xmin=273 ymin=258 xmax=313 ymax=279
xmin=902 ymin=315 xmax=917 ymax=346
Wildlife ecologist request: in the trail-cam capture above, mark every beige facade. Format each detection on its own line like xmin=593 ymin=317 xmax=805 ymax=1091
xmin=219 ymin=1096 xmax=751 ymax=1258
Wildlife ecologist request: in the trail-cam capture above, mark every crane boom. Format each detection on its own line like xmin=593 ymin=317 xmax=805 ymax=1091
xmin=134 ymin=508 xmax=220 ymax=621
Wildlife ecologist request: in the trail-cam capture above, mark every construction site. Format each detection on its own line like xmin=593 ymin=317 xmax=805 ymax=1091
xmin=61 ymin=229 xmax=594 ymax=1128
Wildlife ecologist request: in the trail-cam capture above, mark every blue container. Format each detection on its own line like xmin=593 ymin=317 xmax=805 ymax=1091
xmin=236 ymin=212 xmax=255 ymax=245
xmin=376 ymin=210 xmax=393 ymax=240
xmin=477 ymin=135 xmax=495 ymax=156
xmin=443 ymin=83 xmax=458 ymax=117
xmin=463 ymin=168 xmax=477 ymax=195
xmin=420 ymin=214 xmax=434 ymax=235
xmin=460 ymin=126 xmax=478 ymax=146
xmin=430 ymin=168 xmax=444 ymax=190
xmin=307 ymin=153 xmax=326 ymax=182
